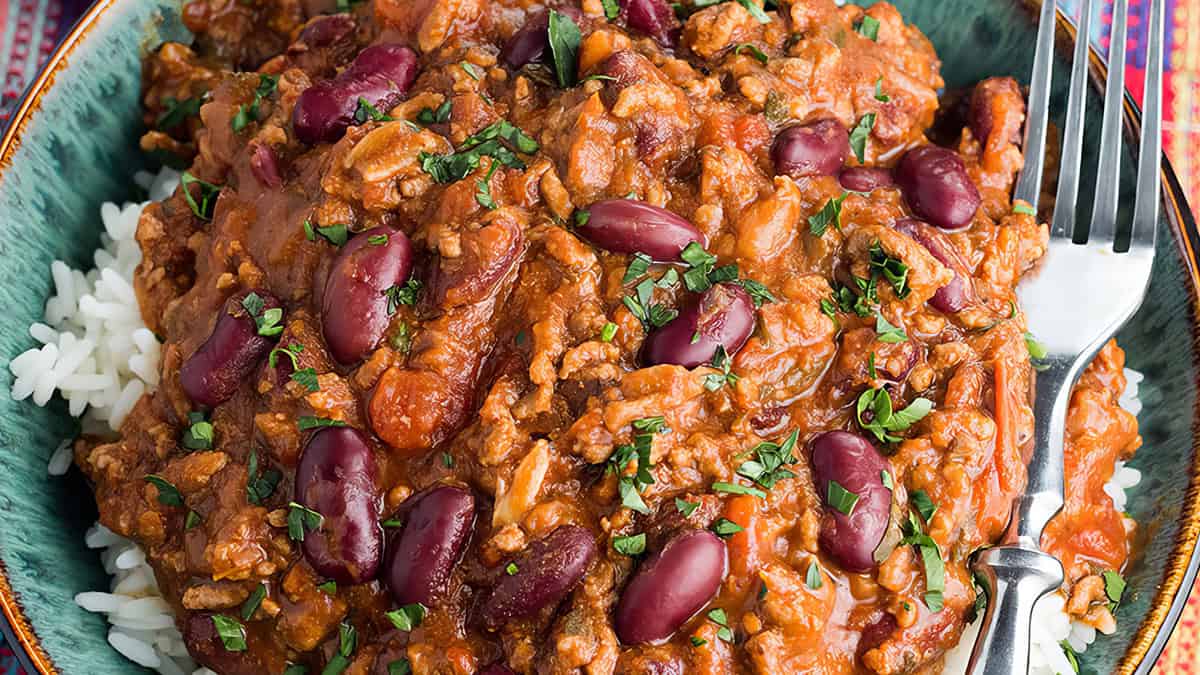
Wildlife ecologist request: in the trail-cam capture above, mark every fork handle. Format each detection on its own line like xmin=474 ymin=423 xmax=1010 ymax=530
xmin=966 ymin=546 xmax=1064 ymax=675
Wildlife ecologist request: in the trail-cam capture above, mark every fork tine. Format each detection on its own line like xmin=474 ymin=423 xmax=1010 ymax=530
xmin=1051 ymin=0 xmax=1095 ymax=241
xmin=1087 ymin=0 xmax=1130 ymax=246
xmin=1013 ymin=0 xmax=1057 ymax=207
xmin=1130 ymin=0 xmax=1164 ymax=252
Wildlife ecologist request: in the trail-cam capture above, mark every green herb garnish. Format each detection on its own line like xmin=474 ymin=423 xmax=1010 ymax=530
xmin=286 ymin=502 xmax=324 ymax=542
xmin=735 ymin=430 xmax=799 ymax=490
xmin=849 ymin=112 xmax=877 ymax=163
xmin=613 ymin=533 xmax=647 ymax=556
xmin=809 ymin=193 xmax=848 ymax=237
xmin=240 ymin=584 xmax=266 ymax=621
xmin=385 ymin=603 xmax=427 ymax=631
xmin=145 ymin=475 xmax=184 ymax=507
xmin=548 ymin=10 xmax=582 ymax=88
xmin=211 ymin=615 xmax=247 ymax=652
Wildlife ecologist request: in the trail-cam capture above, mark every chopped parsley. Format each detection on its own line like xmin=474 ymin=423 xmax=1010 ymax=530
xmin=600 ymin=322 xmax=618 ymax=342
xmin=691 ymin=636 xmax=708 ymax=647
xmin=809 ymin=193 xmax=848 ymax=236
xmin=874 ymin=78 xmax=890 ymax=102
xmin=623 ymin=278 xmax=678 ymax=329
xmin=713 ymin=481 xmax=767 ymax=499
xmin=702 ymin=345 xmax=740 ymax=391
xmin=1013 ymin=202 xmax=1037 ymax=216
xmin=246 ymin=449 xmax=282 ymax=505
xmin=675 ymin=498 xmax=700 ymax=517
xmin=737 ymin=278 xmax=776 ymax=307
xmin=144 ymin=475 xmax=184 ymax=507
xmin=385 ymin=278 xmax=423 ymax=314
xmin=318 ymin=580 xmax=337 ymax=594
xmin=181 ymin=411 xmax=214 ymax=450
xmin=681 ymin=243 xmax=719 ymax=292
xmin=180 ymin=172 xmax=221 ymax=221
xmin=419 ymin=119 xmax=539 ymax=183
xmin=622 ymin=252 xmax=653 ymax=284
xmin=286 ymin=502 xmax=324 ymax=542
xmin=353 ymin=97 xmax=393 ymax=124
xmin=475 ymin=161 xmax=499 ymax=210
xmin=211 ymin=615 xmax=247 ymax=652
xmin=367 ymin=234 xmax=389 ymax=246
xmin=232 ymin=74 xmax=279 ymax=132
xmin=416 ymin=100 xmax=452 ymax=125
xmin=1102 ymin=570 xmax=1126 ymax=611
xmin=805 ymin=561 xmax=823 ymax=589
xmin=269 ymin=342 xmax=304 ymax=370
xmin=390 ymin=322 xmax=413 ymax=355
xmin=868 ymin=243 xmax=911 ymax=298
xmin=606 ymin=419 xmax=662 ymax=514
xmin=320 ymin=623 xmax=357 ymax=675
xmin=856 ymin=15 xmax=881 ymax=41
xmin=874 ymin=311 xmax=907 ymax=343
xmin=734 ymin=43 xmax=769 ymax=64
xmin=1061 ymin=641 xmax=1082 ymax=674
xmin=385 ymin=603 xmax=427 ymax=631
xmin=711 ymin=518 xmax=744 ymax=537
xmin=304 ymin=220 xmax=349 ymax=247
xmin=548 ymin=10 xmax=582 ymax=88
xmin=185 ymin=510 xmax=202 ymax=529
xmin=388 ymin=660 xmax=412 ymax=675
xmin=283 ymin=665 xmax=308 ymax=675
xmin=911 ymin=490 xmax=937 ymax=523
xmin=856 ymin=387 xmax=933 ymax=443
xmin=441 ymin=452 xmax=454 ymax=468
xmin=826 ymin=480 xmax=859 ymax=515
xmin=613 ymin=533 xmax=647 ymax=556
xmin=1027 ymin=329 xmax=1046 ymax=362
xmin=735 ymin=430 xmax=799 ymax=490
xmin=156 ymin=95 xmax=203 ymax=131
xmin=849 ymin=112 xmax=877 ymax=163
xmin=240 ymin=583 xmax=266 ymax=621
xmin=292 ymin=367 xmax=320 ymax=392
xmin=735 ymin=0 xmax=770 ymax=23
xmin=881 ymin=470 xmax=894 ymax=490
xmin=601 ymin=0 xmax=620 ymax=20
xmin=460 ymin=61 xmax=483 ymax=80
xmin=706 ymin=607 xmax=735 ymax=642
xmin=241 ymin=292 xmax=283 ymax=337
xmin=297 ymin=416 xmax=347 ymax=431
xmin=505 ymin=562 xmax=519 ymax=575
xmin=830 ymin=276 xmax=876 ymax=318
xmin=900 ymin=511 xmax=945 ymax=611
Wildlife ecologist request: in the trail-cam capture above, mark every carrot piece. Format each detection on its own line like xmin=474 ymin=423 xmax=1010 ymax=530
xmin=724 ymin=495 xmax=761 ymax=592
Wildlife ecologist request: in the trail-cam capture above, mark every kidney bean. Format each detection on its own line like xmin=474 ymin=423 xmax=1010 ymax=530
xmin=295 ymin=427 xmax=382 ymax=585
xmin=895 ymin=145 xmax=981 ymax=231
xmin=180 ymin=290 xmax=281 ymax=408
xmin=810 ymin=431 xmax=893 ymax=573
xmin=501 ymin=12 xmax=551 ymax=69
xmin=182 ymin=613 xmax=277 ymax=675
xmin=969 ymin=77 xmax=1024 ymax=146
xmin=577 ymin=199 xmax=705 ymax=262
xmin=481 ymin=525 xmax=597 ymax=629
xmin=501 ymin=7 xmax=584 ymax=69
xmin=385 ymin=485 xmax=476 ymax=606
xmin=615 ymin=529 xmax=727 ymax=645
xmin=771 ymin=119 xmax=850 ymax=178
xmin=838 ymin=167 xmax=894 ymax=192
xmin=297 ymin=13 xmax=356 ymax=48
xmin=249 ymin=143 xmax=282 ymax=188
xmin=892 ymin=218 xmax=974 ymax=313
xmin=292 ymin=43 xmax=418 ymax=145
xmin=322 ymin=227 xmax=413 ymax=364
xmin=621 ymin=0 xmax=680 ymax=47
xmin=641 ymin=283 xmax=755 ymax=369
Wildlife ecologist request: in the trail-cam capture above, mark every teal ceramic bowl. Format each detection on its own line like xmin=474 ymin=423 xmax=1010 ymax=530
xmin=0 ymin=1 xmax=1196 ymax=673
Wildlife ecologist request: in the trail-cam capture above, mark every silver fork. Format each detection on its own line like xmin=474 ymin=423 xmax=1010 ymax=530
xmin=965 ymin=0 xmax=1164 ymax=672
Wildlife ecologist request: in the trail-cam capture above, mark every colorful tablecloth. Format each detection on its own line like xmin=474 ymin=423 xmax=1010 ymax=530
xmin=1 ymin=0 xmax=1199 ymax=673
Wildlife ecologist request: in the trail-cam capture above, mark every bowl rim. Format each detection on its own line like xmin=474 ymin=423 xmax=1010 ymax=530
xmin=1 ymin=0 xmax=1198 ymax=673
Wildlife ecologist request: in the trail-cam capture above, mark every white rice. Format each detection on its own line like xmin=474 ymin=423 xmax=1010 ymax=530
xmin=5 ymin=165 xmax=1147 ymax=673
xmin=943 ymin=368 xmax=1145 ymax=674
xmin=8 ymin=167 xmax=176 ymax=435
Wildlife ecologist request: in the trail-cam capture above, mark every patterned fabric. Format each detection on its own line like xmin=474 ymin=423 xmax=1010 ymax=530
xmin=0 ymin=0 xmax=1197 ymax=673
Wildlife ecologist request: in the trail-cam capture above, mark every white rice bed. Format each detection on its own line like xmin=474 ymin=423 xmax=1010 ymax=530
xmin=8 ymin=167 xmax=1143 ymax=674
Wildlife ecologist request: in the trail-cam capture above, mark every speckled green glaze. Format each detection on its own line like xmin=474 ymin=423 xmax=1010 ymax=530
xmin=0 ymin=1 xmax=1192 ymax=674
